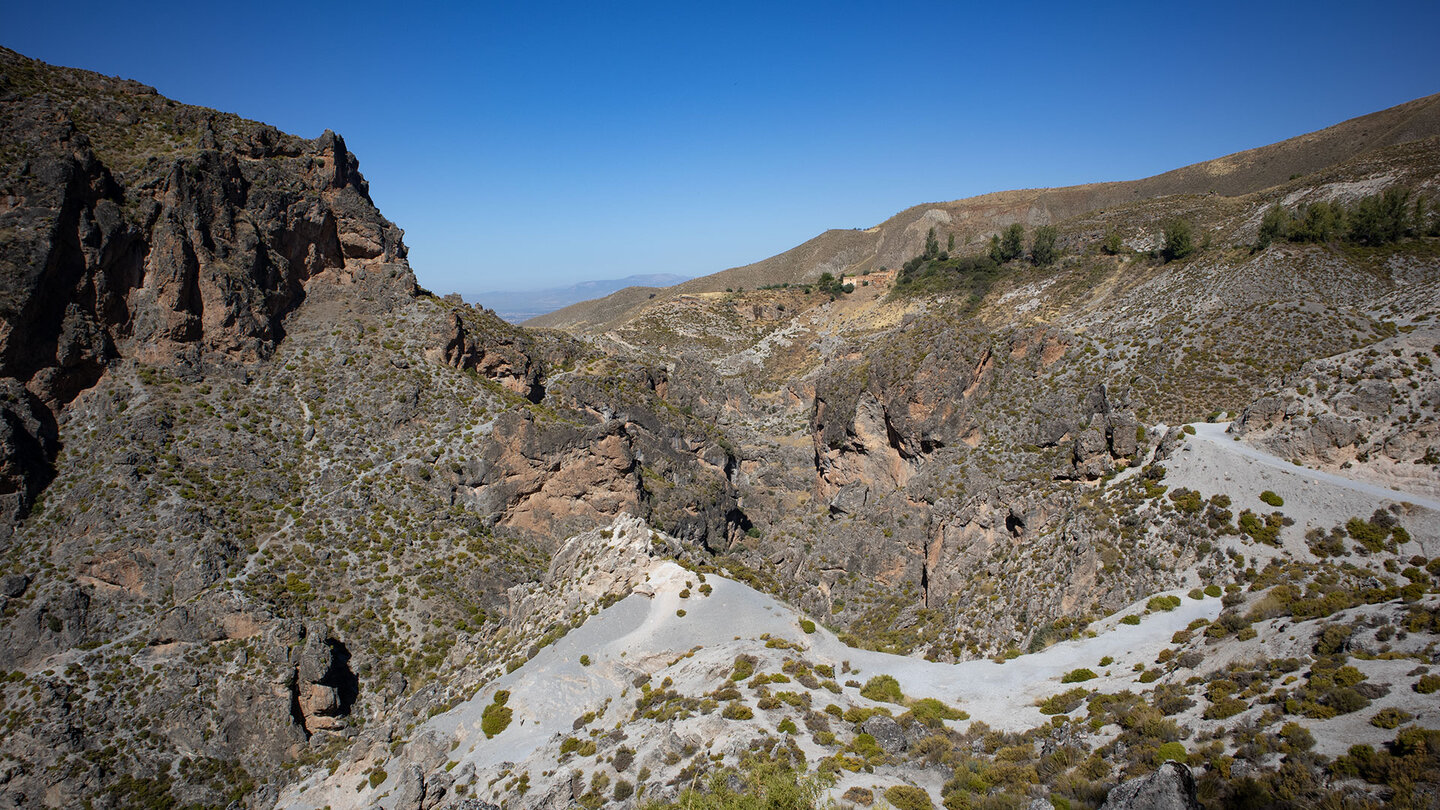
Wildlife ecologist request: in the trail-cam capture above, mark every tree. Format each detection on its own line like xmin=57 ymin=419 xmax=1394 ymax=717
xmin=1001 ymin=223 xmax=1024 ymax=261
xmin=1290 ymin=201 xmax=1344 ymax=242
xmin=1030 ymin=225 xmax=1058 ymax=266
xmin=1101 ymin=231 xmax=1123 ymax=255
xmin=816 ymin=272 xmax=850 ymax=298
xmin=989 ymin=223 xmax=1024 ymax=263
xmin=1257 ymin=204 xmax=1288 ymax=249
xmin=1162 ymin=219 xmax=1195 ymax=262
xmin=1348 ymin=187 xmax=1411 ymax=246
xmin=923 ymin=227 xmax=940 ymax=259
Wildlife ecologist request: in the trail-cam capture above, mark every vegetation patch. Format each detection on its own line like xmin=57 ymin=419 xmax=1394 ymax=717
xmin=859 ymin=674 xmax=904 ymax=704
xmin=481 ymin=690 xmax=514 ymax=738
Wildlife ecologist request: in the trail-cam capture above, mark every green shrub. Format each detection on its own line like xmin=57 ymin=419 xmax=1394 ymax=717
xmin=1204 ymin=696 xmax=1247 ymax=720
xmin=1204 ymin=585 xmax=1222 ymax=598
xmin=799 ymin=619 xmax=817 ymax=634
xmin=731 ymin=655 xmax=756 ymax=682
xmin=1279 ymin=722 xmax=1314 ymax=752
xmin=1030 ymin=225 xmax=1058 ymax=266
xmin=1314 ymin=624 xmax=1352 ymax=656
xmin=1347 ymin=517 xmax=1389 ymax=553
xmin=1146 ymin=595 xmax=1181 ymax=612
xmin=1061 ymin=668 xmax=1097 ymax=683
xmin=909 ymin=697 xmax=967 ymax=727
xmin=777 ymin=717 xmax=798 ymax=734
xmin=481 ymin=691 xmax=513 ymax=738
xmin=1414 ymin=674 xmax=1440 ymax=694
xmin=1162 ymin=219 xmax=1195 ymax=261
xmin=1120 ymin=615 xmax=1141 ymax=626
xmin=884 ymin=784 xmax=935 ymax=810
xmin=1257 ymin=204 xmax=1288 ymax=248
xmin=990 ymin=224 xmax=1025 ymax=263
xmin=1168 ymin=488 xmax=1203 ymax=513
xmin=1348 ymin=187 xmax=1413 ymax=246
xmin=368 ymin=769 xmax=387 ymax=788
xmin=579 ymin=654 xmax=591 ymax=666
xmin=860 ymin=674 xmax=904 ymax=704
xmin=722 ymin=702 xmax=754 ymax=720
xmin=1155 ymin=741 xmax=1186 ymax=764
xmin=1238 ymin=510 xmax=1284 ymax=545
xmin=1259 ymin=490 xmax=1284 ymax=507
xmin=1371 ymin=708 xmax=1414 ymax=729
xmin=1038 ymin=688 xmax=1089 ymax=715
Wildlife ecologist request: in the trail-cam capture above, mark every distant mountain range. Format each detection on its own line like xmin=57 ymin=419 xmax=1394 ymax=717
xmin=464 ymin=274 xmax=691 ymax=323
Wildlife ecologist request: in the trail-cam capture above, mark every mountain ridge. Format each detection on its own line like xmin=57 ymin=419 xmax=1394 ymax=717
xmin=528 ymin=91 xmax=1440 ymax=332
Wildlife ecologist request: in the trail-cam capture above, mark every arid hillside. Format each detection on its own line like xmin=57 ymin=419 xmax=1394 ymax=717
xmin=2 ymin=47 xmax=1439 ymax=810
xmin=529 ymin=92 xmax=1440 ymax=333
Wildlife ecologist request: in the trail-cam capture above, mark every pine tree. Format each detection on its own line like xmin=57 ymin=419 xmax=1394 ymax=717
xmin=1030 ymin=226 xmax=1058 ymax=266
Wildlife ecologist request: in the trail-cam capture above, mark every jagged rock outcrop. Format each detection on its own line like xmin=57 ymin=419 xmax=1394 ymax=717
xmin=1232 ymin=326 xmax=1440 ymax=495
xmin=429 ymin=305 xmax=545 ymax=401
xmin=1098 ymin=761 xmax=1201 ymax=810
xmin=293 ymin=622 xmax=358 ymax=733
xmin=0 ymin=46 xmax=415 ymax=525
xmin=1066 ymin=384 xmax=1141 ymax=481
xmin=507 ymin=512 xmax=662 ymax=630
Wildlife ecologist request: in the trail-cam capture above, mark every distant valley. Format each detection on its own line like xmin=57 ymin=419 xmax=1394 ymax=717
xmin=462 ymin=274 xmax=690 ymax=323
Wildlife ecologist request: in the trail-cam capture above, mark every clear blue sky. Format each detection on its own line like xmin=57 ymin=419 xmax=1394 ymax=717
xmin=5 ymin=1 xmax=1438 ymax=294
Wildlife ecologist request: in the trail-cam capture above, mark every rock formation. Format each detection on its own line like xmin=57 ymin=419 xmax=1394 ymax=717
xmin=1098 ymin=761 xmax=1202 ymax=810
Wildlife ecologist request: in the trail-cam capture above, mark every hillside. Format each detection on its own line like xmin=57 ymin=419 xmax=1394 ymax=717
xmin=2 ymin=48 xmax=1440 ymax=810
xmin=528 ymin=92 xmax=1440 ymax=333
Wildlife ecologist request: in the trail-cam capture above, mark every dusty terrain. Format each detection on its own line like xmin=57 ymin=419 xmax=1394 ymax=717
xmin=2 ymin=47 xmax=1439 ymax=809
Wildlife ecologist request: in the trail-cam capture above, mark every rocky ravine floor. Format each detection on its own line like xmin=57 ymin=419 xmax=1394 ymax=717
xmin=280 ymin=424 xmax=1440 ymax=810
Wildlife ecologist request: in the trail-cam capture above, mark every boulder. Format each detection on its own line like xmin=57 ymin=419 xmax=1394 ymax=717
xmin=860 ymin=714 xmax=909 ymax=754
xmin=1098 ymin=761 xmax=1201 ymax=810
xmin=0 ymin=574 xmax=29 ymax=599
xmin=392 ymin=765 xmax=425 ymax=810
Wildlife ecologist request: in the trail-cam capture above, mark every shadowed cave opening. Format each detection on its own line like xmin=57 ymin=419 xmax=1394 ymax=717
xmin=1006 ymin=512 xmax=1025 ymax=537
xmin=321 ymin=639 xmax=359 ymax=715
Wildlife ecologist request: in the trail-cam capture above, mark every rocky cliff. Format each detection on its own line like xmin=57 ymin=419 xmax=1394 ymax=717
xmin=0 ymin=49 xmax=747 ymax=808
xmin=0 ymin=45 xmax=413 ymax=527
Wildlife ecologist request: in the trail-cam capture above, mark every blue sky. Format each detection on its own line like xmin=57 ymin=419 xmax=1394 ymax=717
xmin=5 ymin=1 xmax=1438 ymax=294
